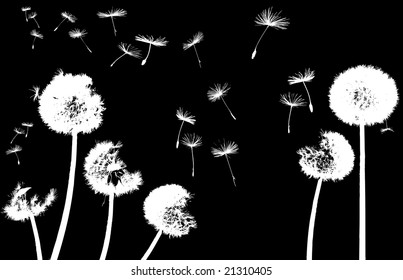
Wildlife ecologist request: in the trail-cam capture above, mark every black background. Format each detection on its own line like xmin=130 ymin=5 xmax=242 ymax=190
xmin=1 ymin=1 xmax=402 ymax=260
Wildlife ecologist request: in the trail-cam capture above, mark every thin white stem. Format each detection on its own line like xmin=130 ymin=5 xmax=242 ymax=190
xmin=142 ymin=43 xmax=152 ymax=66
xmin=29 ymin=212 xmax=43 ymax=260
xmin=141 ymin=229 xmax=163 ymax=260
xmin=15 ymin=153 xmax=21 ymax=165
xmin=176 ymin=121 xmax=184 ymax=149
xmin=25 ymin=128 xmax=30 ymax=138
xmin=54 ymin=18 xmax=66 ymax=31
xmin=287 ymin=106 xmax=293 ymax=134
xmin=252 ymin=25 xmax=269 ymax=59
xmin=111 ymin=17 xmax=117 ymax=36
xmin=33 ymin=18 xmax=40 ymax=28
xmin=80 ymin=38 xmax=92 ymax=53
xmin=190 ymin=147 xmax=195 ymax=177
xmin=10 ymin=134 xmax=18 ymax=144
xmin=306 ymin=178 xmax=323 ymax=260
xmin=110 ymin=53 xmax=126 ymax=67
xmin=24 ymin=12 xmax=28 ymax=22
xmin=359 ymin=124 xmax=366 ymax=260
xmin=51 ymin=132 xmax=78 ymax=260
xmin=193 ymin=45 xmax=201 ymax=68
xmin=221 ymin=97 xmax=236 ymax=120
xmin=32 ymin=38 xmax=36 ymax=50
xmin=225 ymin=155 xmax=236 ymax=187
xmin=100 ymin=194 xmax=115 ymax=260
xmin=302 ymin=82 xmax=313 ymax=113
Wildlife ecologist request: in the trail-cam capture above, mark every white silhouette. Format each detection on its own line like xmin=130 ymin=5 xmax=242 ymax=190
xmin=110 ymin=43 xmax=141 ymax=67
xmin=279 ymin=93 xmax=307 ymax=133
xmin=30 ymin=29 xmax=43 ymax=50
xmin=207 ymin=83 xmax=236 ymax=120
xmin=97 ymin=8 xmax=127 ymax=36
xmin=288 ymin=68 xmax=315 ymax=112
xmin=21 ymin=122 xmax=34 ymax=138
xmin=135 ymin=35 xmax=168 ymax=65
xmin=183 ymin=32 xmax=204 ymax=68
xmin=175 ymin=107 xmax=196 ymax=149
xmin=28 ymin=11 xmax=40 ymax=28
xmin=54 ymin=12 xmax=77 ymax=32
xmin=21 ymin=7 xmax=31 ymax=22
xmin=211 ymin=140 xmax=239 ymax=187
xmin=69 ymin=29 xmax=92 ymax=53
xmin=6 ymin=145 xmax=22 ymax=165
xmin=181 ymin=133 xmax=202 ymax=177
xmin=10 ymin=127 xmax=25 ymax=144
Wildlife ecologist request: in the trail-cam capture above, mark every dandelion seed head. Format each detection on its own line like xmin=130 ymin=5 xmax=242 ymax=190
xmin=135 ymin=35 xmax=168 ymax=47
xmin=97 ymin=8 xmax=127 ymax=18
xmin=297 ymin=131 xmax=355 ymax=181
xmin=211 ymin=140 xmax=239 ymax=157
xmin=22 ymin=122 xmax=34 ymax=128
xmin=143 ymin=184 xmax=197 ymax=238
xmin=176 ymin=107 xmax=196 ymax=124
xmin=288 ymin=68 xmax=315 ymax=85
xmin=30 ymin=29 xmax=43 ymax=39
xmin=118 ymin=43 xmax=141 ymax=58
xmin=183 ymin=32 xmax=204 ymax=50
xmin=279 ymin=93 xmax=307 ymax=107
xmin=329 ymin=65 xmax=399 ymax=126
xmin=255 ymin=7 xmax=289 ymax=29
xmin=181 ymin=133 xmax=202 ymax=148
xmin=38 ymin=71 xmax=105 ymax=135
xmin=14 ymin=127 xmax=25 ymax=134
xmin=21 ymin=7 xmax=31 ymax=12
xmin=6 ymin=145 xmax=22 ymax=155
xmin=61 ymin=11 xmax=77 ymax=23
xmin=207 ymin=83 xmax=230 ymax=102
xmin=69 ymin=28 xmax=87 ymax=39
xmin=28 ymin=12 xmax=37 ymax=19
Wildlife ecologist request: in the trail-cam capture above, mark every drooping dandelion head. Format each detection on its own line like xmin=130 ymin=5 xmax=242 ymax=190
xmin=297 ymin=131 xmax=355 ymax=181
xmin=329 ymin=65 xmax=399 ymax=126
xmin=143 ymin=184 xmax=197 ymax=238
xmin=84 ymin=141 xmax=143 ymax=197
xmin=38 ymin=70 xmax=105 ymax=135
xmin=207 ymin=83 xmax=230 ymax=102
xmin=176 ymin=107 xmax=196 ymax=124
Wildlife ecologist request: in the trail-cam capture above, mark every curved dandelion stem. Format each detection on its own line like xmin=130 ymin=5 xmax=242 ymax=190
xmin=252 ymin=25 xmax=269 ymax=59
xmin=176 ymin=121 xmax=184 ymax=149
xmin=190 ymin=147 xmax=195 ymax=177
xmin=221 ymin=97 xmax=236 ymax=120
xmin=193 ymin=45 xmax=202 ymax=68
xmin=306 ymin=178 xmax=323 ymax=260
xmin=225 ymin=155 xmax=236 ymax=187
xmin=142 ymin=43 xmax=152 ymax=66
xmin=302 ymin=82 xmax=313 ymax=113
xmin=29 ymin=212 xmax=43 ymax=260
xmin=54 ymin=18 xmax=66 ymax=31
xmin=141 ymin=229 xmax=163 ymax=260
xmin=80 ymin=38 xmax=92 ymax=53
xmin=51 ymin=132 xmax=78 ymax=260
xmin=359 ymin=124 xmax=366 ymax=260
xmin=287 ymin=106 xmax=293 ymax=133
xmin=100 ymin=194 xmax=115 ymax=260
xmin=110 ymin=53 xmax=126 ymax=67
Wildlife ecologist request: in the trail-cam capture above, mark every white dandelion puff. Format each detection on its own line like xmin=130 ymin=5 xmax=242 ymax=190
xmin=175 ymin=107 xmax=196 ymax=149
xmin=142 ymin=184 xmax=197 ymax=260
xmin=251 ymin=7 xmax=289 ymax=59
xmin=329 ymin=64 xmax=399 ymax=260
xmin=183 ymin=32 xmax=204 ymax=68
xmin=135 ymin=34 xmax=168 ymax=65
xmin=211 ymin=140 xmax=239 ymax=187
xmin=97 ymin=8 xmax=127 ymax=36
xmin=54 ymin=11 xmax=77 ymax=31
xmin=21 ymin=7 xmax=31 ymax=22
xmin=279 ymin=93 xmax=307 ymax=133
xmin=110 ymin=43 xmax=141 ymax=67
xmin=69 ymin=28 xmax=92 ymax=53
xmin=207 ymin=83 xmax=236 ymax=120
xmin=21 ymin=122 xmax=34 ymax=138
xmin=10 ymin=127 xmax=25 ymax=144
xmin=6 ymin=145 xmax=22 ymax=165
xmin=30 ymin=29 xmax=43 ymax=50
xmin=181 ymin=133 xmax=202 ymax=177
xmin=28 ymin=11 xmax=40 ymax=28
xmin=288 ymin=68 xmax=315 ymax=112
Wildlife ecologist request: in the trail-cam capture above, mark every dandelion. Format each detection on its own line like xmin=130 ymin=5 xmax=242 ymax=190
xmin=183 ymin=32 xmax=204 ymax=68
xmin=38 ymin=70 xmax=105 ymax=260
xmin=3 ymin=183 xmax=56 ymax=260
xmin=181 ymin=133 xmax=202 ymax=177
xmin=251 ymin=7 xmax=289 ymax=59
xmin=207 ymin=83 xmax=236 ymax=120
xmin=22 ymin=122 xmax=34 ymax=138
xmin=21 ymin=7 xmax=31 ymax=22
xmin=30 ymin=29 xmax=43 ymax=50
xmin=69 ymin=28 xmax=92 ymax=53
xmin=329 ymin=64 xmax=399 ymax=260
xmin=380 ymin=120 xmax=394 ymax=133
xmin=175 ymin=107 xmax=196 ymax=149
xmin=97 ymin=8 xmax=127 ymax=36
xmin=10 ymin=127 xmax=25 ymax=144
xmin=142 ymin=184 xmax=197 ymax=260
xmin=110 ymin=43 xmax=141 ymax=67
xmin=135 ymin=34 xmax=168 ymax=65
xmin=28 ymin=11 xmax=40 ymax=28
xmin=30 ymin=86 xmax=41 ymax=101
xmin=288 ymin=68 xmax=315 ymax=112
xmin=6 ymin=145 xmax=22 ymax=165
xmin=279 ymin=93 xmax=307 ymax=133
xmin=211 ymin=140 xmax=239 ymax=187
xmin=84 ymin=141 xmax=143 ymax=260
xmin=54 ymin=11 xmax=77 ymax=32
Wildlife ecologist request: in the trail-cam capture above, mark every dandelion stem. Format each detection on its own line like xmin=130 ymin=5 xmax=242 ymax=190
xmin=225 ymin=155 xmax=236 ymax=187
xmin=33 ymin=18 xmax=40 ymax=28
xmin=193 ymin=45 xmax=201 ymax=68
xmin=221 ymin=97 xmax=236 ymax=120
xmin=29 ymin=212 xmax=43 ymax=260
xmin=142 ymin=43 xmax=152 ymax=66
xmin=54 ymin=18 xmax=66 ymax=31
xmin=359 ymin=123 xmax=366 ymax=260
xmin=51 ymin=132 xmax=78 ymax=260
xmin=302 ymin=82 xmax=313 ymax=113
xmin=141 ymin=229 xmax=163 ymax=260
xmin=287 ymin=106 xmax=293 ymax=134
xmin=24 ymin=12 xmax=28 ymax=22
xmin=100 ymin=194 xmax=115 ymax=260
xmin=10 ymin=134 xmax=18 ymax=144
xmin=176 ymin=121 xmax=184 ymax=149
xmin=190 ymin=147 xmax=195 ymax=177
xmin=252 ymin=25 xmax=269 ymax=59
xmin=15 ymin=153 xmax=21 ymax=165
xmin=32 ymin=38 xmax=36 ymax=50
xmin=110 ymin=53 xmax=126 ymax=67
xmin=25 ymin=128 xmax=30 ymax=138
xmin=306 ymin=178 xmax=323 ymax=260
xmin=111 ymin=18 xmax=117 ymax=36
xmin=80 ymin=38 xmax=92 ymax=53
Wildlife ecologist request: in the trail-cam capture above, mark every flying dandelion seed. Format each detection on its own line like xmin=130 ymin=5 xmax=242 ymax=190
xmin=21 ymin=7 xmax=31 ymax=22
xmin=54 ymin=11 xmax=77 ymax=31
xmin=207 ymin=83 xmax=236 ymax=120
xmin=329 ymin=64 xmax=399 ymax=260
xmin=29 ymin=86 xmax=41 ymax=101
xmin=183 ymin=32 xmax=204 ymax=68
xmin=297 ymin=131 xmax=354 ymax=260
xmin=6 ymin=145 xmax=22 ymax=165
xmin=38 ymin=70 xmax=105 ymax=260
xmin=28 ymin=11 xmax=40 ymax=28
xmin=251 ymin=7 xmax=289 ymax=59
xmin=142 ymin=184 xmax=197 ymax=260
xmin=211 ymin=140 xmax=239 ymax=187
xmin=175 ymin=108 xmax=196 ymax=149
xmin=181 ymin=133 xmax=202 ymax=177
xmin=97 ymin=8 xmax=127 ymax=36
xmin=21 ymin=122 xmax=34 ymax=138
xmin=279 ymin=93 xmax=307 ymax=134
xmin=69 ymin=28 xmax=92 ymax=53
xmin=288 ymin=68 xmax=315 ymax=112
xmin=10 ymin=127 xmax=25 ymax=144
xmin=135 ymin=34 xmax=168 ymax=65
xmin=110 ymin=43 xmax=141 ymax=67
xmin=3 ymin=183 xmax=56 ymax=260
xmin=380 ymin=120 xmax=394 ymax=133
xmin=84 ymin=140 xmax=143 ymax=259
xmin=30 ymin=29 xmax=43 ymax=50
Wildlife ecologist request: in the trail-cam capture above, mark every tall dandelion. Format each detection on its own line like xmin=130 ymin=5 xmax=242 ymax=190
xmin=6 ymin=145 xmax=22 ymax=165
xmin=3 ymin=183 xmax=56 ymax=260
xmin=135 ymin=35 xmax=168 ymax=66
xmin=211 ymin=140 xmax=239 ymax=187
xmin=288 ymin=68 xmax=315 ymax=112
xmin=54 ymin=11 xmax=77 ymax=31
xmin=97 ymin=8 xmax=127 ymax=36
xmin=84 ymin=141 xmax=143 ymax=260
xmin=181 ymin=133 xmax=202 ymax=177
xmin=28 ymin=12 xmax=40 ymax=28
xmin=69 ymin=29 xmax=92 ymax=53
xmin=279 ymin=93 xmax=307 ymax=133
xmin=21 ymin=7 xmax=31 ymax=22
xmin=297 ymin=131 xmax=355 ymax=260
xmin=183 ymin=32 xmax=204 ymax=68
xmin=207 ymin=83 xmax=236 ymax=120
xmin=38 ymin=70 xmax=105 ymax=260
xmin=251 ymin=7 xmax=289 ymax=59
xmin=329 ymin=64 xmax=399 ymax=260
xmin=30 ymin=29 xmax=43 ymax=50
xmin=175 ymin=108 xmax=196 ymax=149
xmin=10 ymin=127 xmax=25 ymax=144
xmin=22 ymin=122 xmax=34 ymax=138
xmin=142 ymin=184 xmax=197 ymax=260
xmin=110 ymin=43 xmax=141 ymax=67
